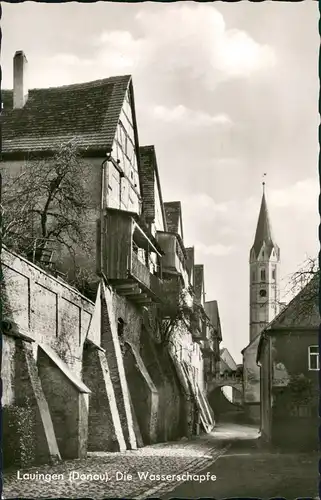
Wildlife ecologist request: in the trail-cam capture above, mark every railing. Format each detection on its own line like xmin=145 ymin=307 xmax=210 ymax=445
xmin=131 ymin=251 xmax=151 ymax=288
xmin=131 ymin=251 xmax=163 ymax=299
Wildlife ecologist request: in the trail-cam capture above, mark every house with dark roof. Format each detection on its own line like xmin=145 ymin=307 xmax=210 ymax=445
xmin=139 ymin=145 xmax=167 ymax=235
xmin=156 ymin=200 xmax=189 ymax=287
xmin=2 ymin=51 xmax=164 ymax=308
xmin=1 ymin=51 xmax=221 ymax=458
xmin=203 ymin=300 xmax=223 ymax=387
xmin=257 ymin=274 xmax=319 ymax=450
xmin=185 ymin=247 xmax=195 ymax=285
xmin=219 ymin=347 xmax=237 ymax=373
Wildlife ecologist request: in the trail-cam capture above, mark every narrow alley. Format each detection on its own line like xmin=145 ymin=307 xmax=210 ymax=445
xmin=3 ymin=423 xmax=318 ymax=499
xmin=2 ymin=6 xmax=319 ymax=500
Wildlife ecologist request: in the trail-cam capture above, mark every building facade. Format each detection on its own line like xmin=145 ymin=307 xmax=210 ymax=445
xmin=257 ymin=275 xmax=319 ymax=450
xmin=1 ymin=51 xmax=221 ymax=467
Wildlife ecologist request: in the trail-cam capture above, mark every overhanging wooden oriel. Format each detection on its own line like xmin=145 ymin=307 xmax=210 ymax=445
xmin=104 ymin=208 xmax=163 ymax=305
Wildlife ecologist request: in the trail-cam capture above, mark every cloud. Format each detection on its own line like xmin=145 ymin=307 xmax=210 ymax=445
xmin=195 ymin=242 xmax=234 ymax=256
xmin=93 ymin=30 xmax=143 ymax=71
xmin=51 ymin=53 xmax=86 ymax=66
xmin=185 ymin=193 xmax=230 ymax=217
xmin=26 ymin=4 xmax=276 ymax=90
xmin=133 ymin=5 xmax=276 ymax=82
xmin=215 ymin=29 xmax=276 ymax=77
xmin=214 ymin=158 xmax=244 ymax=167
xmin=152 ymin=105 xmax=232 ymax=127
xmin=184 ymin=179 xmax=318 ymax=233
xmin=269 ymin=178 xmax=318 ymax=212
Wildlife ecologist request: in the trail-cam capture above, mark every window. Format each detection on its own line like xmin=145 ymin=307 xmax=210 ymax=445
xmin=308 ymin=345 xmax=319 ymax=370
xmin=290 ymin=405 xmax=313 ymax=417
xmin=272 ymin=269 xmax=276 ymax=280
xmin=260 ymin=269 xmax=266 ymax=281
xmin=117 ymin=318 xmax=125 ymax=339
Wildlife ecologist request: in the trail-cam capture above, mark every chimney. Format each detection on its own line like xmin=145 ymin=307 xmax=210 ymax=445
xmin=13 ymin=50 xmax=28 ymax=109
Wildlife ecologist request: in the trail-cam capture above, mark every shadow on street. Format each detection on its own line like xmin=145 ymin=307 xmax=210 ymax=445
xmin=161 ymin=423 xmax=318 ymax=500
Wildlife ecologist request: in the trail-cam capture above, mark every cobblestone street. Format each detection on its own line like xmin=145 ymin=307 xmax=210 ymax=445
xmin=162 ymin=443 xmax=319 ymax=499
xmin=4 ymin=423 xmax=318 ymax=499
xmin=3 ymin=427 xmax=234 ymax=499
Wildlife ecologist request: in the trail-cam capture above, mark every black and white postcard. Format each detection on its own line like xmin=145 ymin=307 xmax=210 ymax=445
xmin=1 ymin=1 xmax=319 ymax=498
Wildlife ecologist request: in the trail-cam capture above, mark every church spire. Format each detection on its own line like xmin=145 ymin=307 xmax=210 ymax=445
xmin=250 ymin=179 xmax=278 ymax=260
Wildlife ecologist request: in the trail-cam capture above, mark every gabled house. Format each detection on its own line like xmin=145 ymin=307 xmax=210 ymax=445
xmin=157 ymin=201 xmax=189 ymax=287
xmin=154 ymin=199 xmax=216 ymax=430
xmin=156 ymin=201 xmax=191 ymax=322
xmin=1 ymin=51 xmax=219 ymax=462
xmin=257 ymin=274 xmax=319 ymax=450
xmin=139 ymin=145 xmax=167 ymax=235
xmin=185 ymin=247 xmax=195 ymax=287
xmin=219 ymin=347 xmax=237 ymax=374
xmin=2 ymin=51 xmax=163 ymax=307
xmin=203 ymin=300 xmax=223 ymax=385
xmin=191 ymin=264 xmax=209 ymax=344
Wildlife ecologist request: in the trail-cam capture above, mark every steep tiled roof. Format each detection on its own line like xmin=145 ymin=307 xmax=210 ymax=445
xmin=256 ymin=274 xmax=320 ymax=362
xmin=251 ymin=191 xmax=279 ymax=259
xmin=139 ymin=145 xmax=167 ymax=231
xmin=164 ymin=201 xmax=182 ymax=237
xmin=1 ymin=75 xmax=131 ymax=155
xmin=219 ymin=347 xmax=237 ymax=370
xmin=205 ymin=300 xmax=222 ymax=340
xmin=219 ymin=358 xmax=230 ymax=373
xmin=194 ymin=264 xmax=204 ymax=304
xmin=241 ymin=331 xmax=261 ymax=354
xmin=269 ymin=273 xmax=319 ymax=329
xmin=139 ymin=146 xmax=155 ymax=222
xmin=185 ymin=247 xmax=195 ymax=283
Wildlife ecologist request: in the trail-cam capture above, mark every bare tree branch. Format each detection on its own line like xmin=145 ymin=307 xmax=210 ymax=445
xmin=2 ymin=140 xmax=91 ymax=269
xmin=283 ymin=256 xmax=319 ymax=322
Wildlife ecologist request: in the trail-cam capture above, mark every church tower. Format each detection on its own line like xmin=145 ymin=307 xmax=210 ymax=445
xmin=249 ymin=183 xmax=280 ymax=342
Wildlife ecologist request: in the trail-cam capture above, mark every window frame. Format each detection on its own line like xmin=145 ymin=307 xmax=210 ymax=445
xmin=308 ymin=345 xmax=319 ymax=371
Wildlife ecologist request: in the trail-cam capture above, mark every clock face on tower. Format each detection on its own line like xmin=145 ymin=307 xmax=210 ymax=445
xmin=259 ymin=289 xmax=267 ymax=297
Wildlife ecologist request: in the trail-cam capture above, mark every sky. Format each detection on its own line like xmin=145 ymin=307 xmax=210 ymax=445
xmin=2 ymin=1 xmax=319 ymax=363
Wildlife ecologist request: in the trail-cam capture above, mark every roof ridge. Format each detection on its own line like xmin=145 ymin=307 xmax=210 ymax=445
xmin=2 ymin=74 xmax=132 ymax=155
xmin=2 ymin=75 xmax=132 ymax=93
xmin=164 ymin=200 xmax=181 ymax=206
